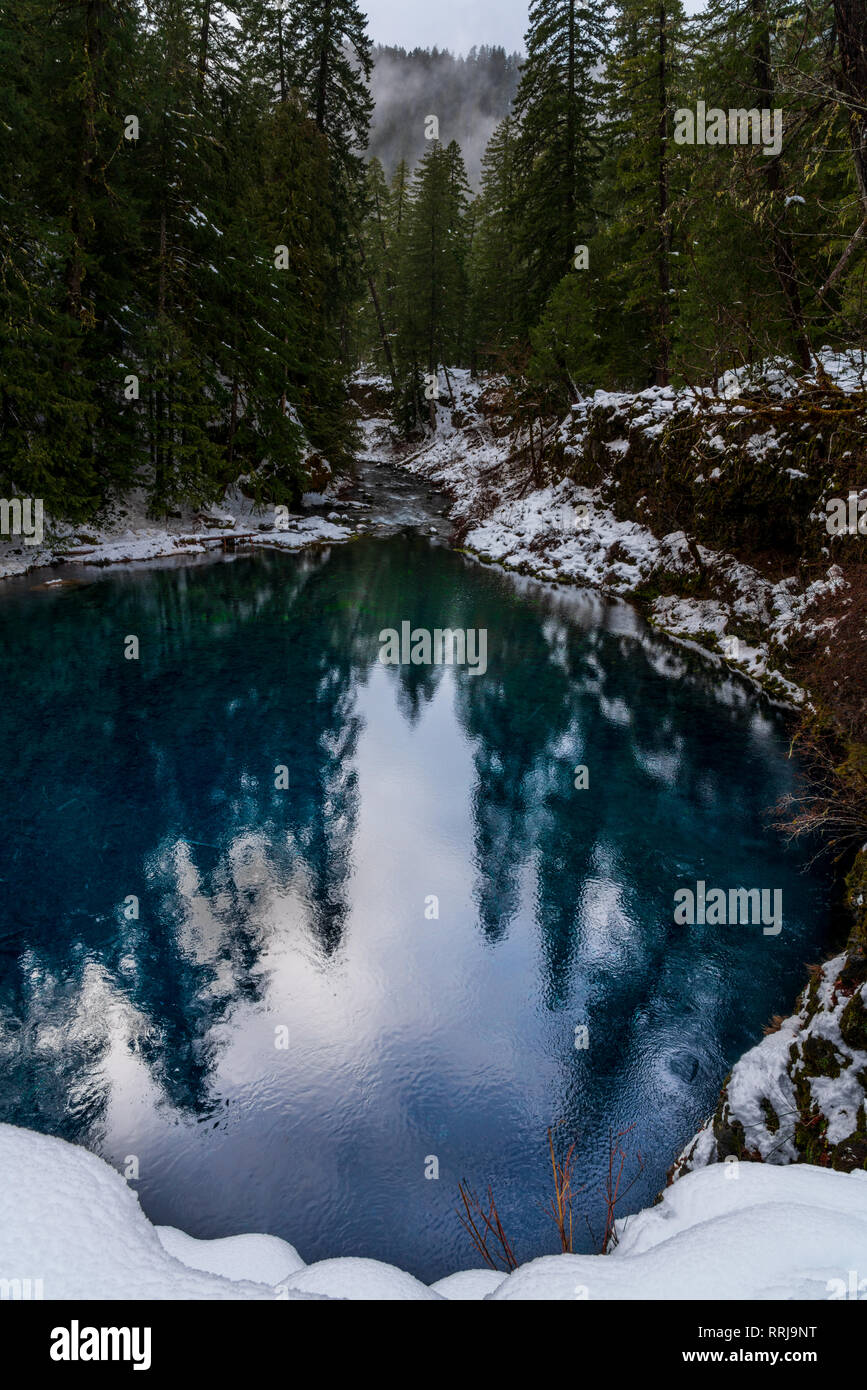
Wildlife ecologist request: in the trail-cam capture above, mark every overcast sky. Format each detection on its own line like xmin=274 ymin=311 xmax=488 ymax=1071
xmin=363 ymin=1 xmax=708 ymax=53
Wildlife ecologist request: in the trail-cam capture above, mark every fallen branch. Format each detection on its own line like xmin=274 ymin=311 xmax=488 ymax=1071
xmin=819 ymin=217 xmax=867 ymax=299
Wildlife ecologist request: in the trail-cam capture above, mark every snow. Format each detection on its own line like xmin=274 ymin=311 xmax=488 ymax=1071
xmin=676 ymin=954 xmax=867 ymax=1174
xmin=430 ymin=1269 xmax=507 ymax=1299
xmin=156 ymin=1226 xmax=306 ymax=1285
xmin=277 ymin=1258 xmax=442 ymax=1301
xmin=0 ymin=1124 xmax=301 ymax=1300
xmin=718 ymin=346 xmax=867 ymax=398
xmin=380 ymin=366 xmax=843 ymax=704
xmin=491 ymin=1166 xmax=867 ymax=1300
xmin=0 ymin=486 xmax=353 ymax=583
xmin=2 ymin=1122 xmax=865 ymax=1300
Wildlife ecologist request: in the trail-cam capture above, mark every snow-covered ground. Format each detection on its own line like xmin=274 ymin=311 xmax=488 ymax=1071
xmin=363 ymin=356 xmax=861 ymax=705
xmin=0 ymin=485 xmax=354 ymax=584
xmin=2 ymin=1122 xmax=866 ymax=1300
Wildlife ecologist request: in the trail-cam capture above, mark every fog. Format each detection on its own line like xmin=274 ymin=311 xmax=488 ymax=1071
xmin=362 ymin=0 xmax=710 ymax=53
xmin=367 ymin=45 xmax=521 ymax=190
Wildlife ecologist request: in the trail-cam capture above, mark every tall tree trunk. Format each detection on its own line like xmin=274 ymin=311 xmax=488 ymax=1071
xmin=566 ymin=0 xmax=576 ymax=264
xmin=357 ymin=238 xmax=396 ymax=387
xmin=315 ymin=0 xmax=332 ymax=132
xmin=227 ymin=372 xmax=238 ymax=465
xmin=158 ymin=206 xmax=168 ymax=317
xmin=751 ymin=0 xmax=812 ymax=370
xmin=277 ymin=8 xmax=287 ymax=105
xmin=428 ymin=207 xmax=438 ymax=427
xmin=65 ymin=0 xmax=104 ymax=324
xmin=656 ymin=4 xmax=671 ymax=387
xmin=197 ymin=0 xmax=211 ymax=94
xmin=833 ymin=0 xmax=867 ymax=215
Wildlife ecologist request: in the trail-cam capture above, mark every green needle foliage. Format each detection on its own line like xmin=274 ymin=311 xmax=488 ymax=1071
xmin=0 ymin=0 xmax=372 ymax=519
xmin=355 ymin=0 xmax=867 ymax=417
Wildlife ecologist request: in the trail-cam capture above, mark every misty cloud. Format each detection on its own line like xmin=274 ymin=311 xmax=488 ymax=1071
xmin=366 ymin=45 xmax=521 ymax=189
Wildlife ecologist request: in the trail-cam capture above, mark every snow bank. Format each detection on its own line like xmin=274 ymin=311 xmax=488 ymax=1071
xmin=384 ymin=367 xmax=847 ymax=703
xmin=155 ymin=1226 xmax=306 ymax=1285
xmin=2 ymin=1123 xmax=866 ymax=1300
xmin=0 ymin=1124 xmax=302 ymax=1300
xmin=491 ymin=1164 xmax=867 ymax=1300
xmin=0 ymin=486 xmax=352 ymax=584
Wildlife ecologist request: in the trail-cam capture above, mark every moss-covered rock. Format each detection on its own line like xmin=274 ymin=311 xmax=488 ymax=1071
xmin=800 ymin=1033 xmax=845 ymax=1079
xmin=840 ymin=990 xmax=867 ymax=1052
xmin=759 ymin=1098 xmax=780 ymax=1134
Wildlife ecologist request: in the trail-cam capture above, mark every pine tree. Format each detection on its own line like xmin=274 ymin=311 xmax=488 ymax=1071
xmin=392 ymin=140 xmax=472 ymax=430
xmin=355 ymin=157 xmax=397 ymax=381
xmin=513 ymin=0 xmax=609 ymax=328
xmin=596 ymin=0 xmax=688 ymax=387
xmin=467 ymin=116 xmax=523 ymax=368
xmin=291 ymin=0 xmax=373 ymax=174
xmin=0 ymin=0 xmax=146 ymax=513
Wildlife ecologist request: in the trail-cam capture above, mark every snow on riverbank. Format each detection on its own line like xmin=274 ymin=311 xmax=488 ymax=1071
xmin=2 ymin=1122 xmax=866 ymax=1300
xmin=362 ymin=361 xmax=866 ymax=1192
xmin=0 ymin=485 xmax=353 ymax=584
xmin=674 ymin=952 xmax=867 ymax=1178
xmin=367 ymin=361 xmax=858 ymax=704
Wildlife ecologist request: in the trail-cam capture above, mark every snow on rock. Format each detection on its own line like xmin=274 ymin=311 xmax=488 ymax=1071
xmin=719 ymin=347 xmax=867 ymax=399
xmin=156 ymin=1226 xmax=306 ymax=1285
xmin=674 ymin=953 xmax=867 ymax=1179
xmin=0 ymin=485 xmax=352 ymax=584
xmin=430 ymin=1269 xmax=508 ymax=1300
xmin=378 ymin=366 xmax=849 ymax=703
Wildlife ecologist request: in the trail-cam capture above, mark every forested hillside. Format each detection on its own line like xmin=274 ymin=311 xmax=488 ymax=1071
xmin=356 ymin=0 xmax=867 ymax=432
xmin=0 ymin=0 xmax=374 ymax=519
xmin=3 ymin=1 xmax=865 ymax=523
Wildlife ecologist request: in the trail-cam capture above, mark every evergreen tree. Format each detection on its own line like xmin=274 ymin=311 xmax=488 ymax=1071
xmin=291 ymin=0 xmax=373 ymax=172
xmin=468 ymin=116 xmax=523 ymax=368
xmin=513 ymin=0 xmax=609 ymax=328
xmin=595 ymin=0 xmax=688 ymax=387
xmin=392 ymin=140 xmax=472 ymax=429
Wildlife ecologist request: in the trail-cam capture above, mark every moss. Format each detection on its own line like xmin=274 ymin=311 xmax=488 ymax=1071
xmin=844 ymin=851 xmax=867 ymax=955
xmin=794 ymin=1110 xmax=830 ymax=1164
xmin=711 ymin=1094 xmax=762 ymax=1163
xmin=830 ymin=1106 xmax=867 ymax=1173
xmin=830 ymin=1133 xmax=867 ymax=1171
xmin=791 ymin=1067 xmax=829 ymax=1162
xmin=840 ymin=990 xmax=867 ymax=1052
xmin=799 ymin=1033 xmax=844 ymax=1079
xmin=759 ymin=1098 xmax=780 ymax=1134
xmin=838 ymin=950 xmax=867 ymax=992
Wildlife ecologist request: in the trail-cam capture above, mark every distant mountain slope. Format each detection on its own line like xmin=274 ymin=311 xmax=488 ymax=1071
xmin=366 ymin=44 xmax=523 ymax=188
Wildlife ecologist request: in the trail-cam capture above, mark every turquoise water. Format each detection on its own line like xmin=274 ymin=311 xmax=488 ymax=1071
xmin=0 ymin=536 xmax=830 ymax=1282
